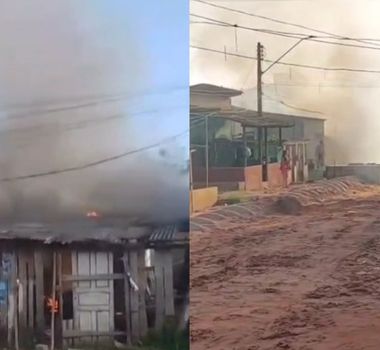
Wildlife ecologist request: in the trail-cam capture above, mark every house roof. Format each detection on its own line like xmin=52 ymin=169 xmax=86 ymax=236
xmin=190 ymin=105 xmax=295 ymax=128
xmin=190 ymin=84 xmax=243 ymax=97
xmin=0 ymin=220 xmax=188 ymax=245
xmin=280 ymin=114 xmax=326 ymax=122
xmin=148 ymin=224 xmax=188 ymax=245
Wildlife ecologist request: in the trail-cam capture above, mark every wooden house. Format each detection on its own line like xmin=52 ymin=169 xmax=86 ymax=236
xmin=0 ymin=219 xmax=188 ymax=349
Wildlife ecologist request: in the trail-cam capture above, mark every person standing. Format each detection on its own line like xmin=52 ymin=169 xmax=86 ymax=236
xmin=280 ymin=149 xmax=290 ymax=188
xmin=315 ymin=140 xmax=325 ymax=169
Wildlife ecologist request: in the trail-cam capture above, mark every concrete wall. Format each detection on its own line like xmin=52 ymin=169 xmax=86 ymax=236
xmin=193 ymin=166 xmax=245 ymax=183
xmin=244 ymin=165 xmax=262 ymax=190
xmin=190 ymin=187 xmax=218 ymax=213
xmin=268 ymin=163 xmax=283 ymax=187
xmin=193 ymin=165 xmax=283 ymax=191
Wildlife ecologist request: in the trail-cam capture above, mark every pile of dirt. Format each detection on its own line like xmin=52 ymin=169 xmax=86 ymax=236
xmin=275 ymin=177 xmax=365 ymax=214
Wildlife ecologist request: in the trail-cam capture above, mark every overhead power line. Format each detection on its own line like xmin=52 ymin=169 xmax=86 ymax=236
xmin=0 ymin=130 xmax=189 ymax=182
xmin=191 ymin=45 xmax=380 ymax=73
xmin=0 ymin=95 xmax=131 ymax=122
xmin=265 ymin=82 xmax=380 ymax=88
xmin=0 ymin=105 xmax=186 ymax=139
xmin=0 ymin=92 xmax=125 ymax=112
xmin=192 ymin=0 xmax=380 ymax=47
xmin=190 ymin=14 xmax=380 ymax=51
xmin=262 ymin=92 xmax=323 ymax=115
xmin=0 ymin=86 xmax=188 ymax=121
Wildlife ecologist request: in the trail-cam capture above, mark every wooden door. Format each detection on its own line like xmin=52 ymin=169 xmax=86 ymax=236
xmin=71 ymin=251 xmax=114 ymax=342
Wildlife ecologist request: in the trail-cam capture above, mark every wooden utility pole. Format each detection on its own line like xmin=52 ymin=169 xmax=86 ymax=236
xmin=257 ymin=42 xmax=263 ymax=118
xmin=257 ymin=42 xmax=264 ymax=175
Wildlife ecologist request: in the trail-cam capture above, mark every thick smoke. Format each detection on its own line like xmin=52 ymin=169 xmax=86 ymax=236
xmin=191 ymin=0 xmax=380 ymax=165
xmin=0 ymin=1 xmax=188 ymax=224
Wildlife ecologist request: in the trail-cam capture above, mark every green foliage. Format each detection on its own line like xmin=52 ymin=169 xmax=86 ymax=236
xmin=223 ymin=196 xmax=242 ymax=205
xmin=140 ymin=321 xmax=189 ymax=350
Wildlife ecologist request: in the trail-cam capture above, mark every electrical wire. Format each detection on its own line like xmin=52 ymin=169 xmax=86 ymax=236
xmin=0 ymin=105 xmax=186 ymax=139
xmin=0 ymin=130 xmax=189 ymax=182
xmin=0 ymin=86 xmax=188 ymax=121
xmin=0 ymin=95 xmax=133 ymax=122
xmin=190 ymin=14 xmax=380 ymax=51
xmin=191 ymin=45 xmax=380 ymax=73
xmin=0 ymin=92 xmax=125 ymax=112
xmin=191 ymin=0 xmax=380 ymax=47
xmin=263 ymin=92 xmax=323 ymax=115
xmin=264 ymin=82 xmax=380 ymax=88
xmin=262 ymin=36 xmax=310 ymax=74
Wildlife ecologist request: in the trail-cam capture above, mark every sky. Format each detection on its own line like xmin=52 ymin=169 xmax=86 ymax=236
xmin=190 ymin=0 xmax=380 ymax=165
xmin=0 ymin=0 xmax=189 ymax=223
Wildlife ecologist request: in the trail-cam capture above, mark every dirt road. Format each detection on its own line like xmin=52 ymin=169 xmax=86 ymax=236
xmin=191 ymin=183 xmax=380 ymax=350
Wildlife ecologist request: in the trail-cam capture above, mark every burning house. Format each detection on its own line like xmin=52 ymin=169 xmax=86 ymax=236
xmin=0 ymin=215 xmax=188 ymax=349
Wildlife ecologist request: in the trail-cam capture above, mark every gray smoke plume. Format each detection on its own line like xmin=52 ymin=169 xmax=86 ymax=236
xmin=0 ymin=1 xmax=188 ymax=224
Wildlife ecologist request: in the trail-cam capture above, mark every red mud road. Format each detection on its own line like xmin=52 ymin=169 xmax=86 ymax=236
xmin=191 ymin=180 xmax=380 ymax=350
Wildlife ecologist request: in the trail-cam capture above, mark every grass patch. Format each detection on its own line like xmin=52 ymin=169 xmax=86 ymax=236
xmin=223 ymin=196 xmax=242 ymax=205
xmin=30 ymin=321 xmax=189 ymax=350
xmin=140 ymin=324 xmax=189 ymax=350
xmin=218 ymin=190 xmax=254 ymax=205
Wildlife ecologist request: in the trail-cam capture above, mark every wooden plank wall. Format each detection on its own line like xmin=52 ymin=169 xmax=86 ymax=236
xmin=17 ymin=252 xmax=28 ymax=330
xmin=0 ymin=251 xmax=11 ymax=347
xmin=154 ymin=248 xmax=175 ymax=331
xmin=0 ymin=244 xmax=156 ymax=348
xmin=123 ymin=244 xmax=148 ymax=344
xmin=138 ymin=250 xmax=148 ymax=338
xmin=8 ymin=252 xmax=17 ymax=349
xmin=154 ymin=250 xmax=165 ymax=331
xmin=34 ymin=250 xmax=45 ymax=333
xmin=11 ymin=248 xmax=47 ymax=348
xmin=17 ymin=248 xmax=47 ymax=347
xmin=0 ymin=248 xmax=46 ymax=349
xmin=129 ymin=249 xmax=140 ymax=343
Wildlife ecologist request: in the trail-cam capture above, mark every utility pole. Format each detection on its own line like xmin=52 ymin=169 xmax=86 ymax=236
xmin=255 ymin=38 xmax=307 ymax=180
xmin=257 ymin=42 xmax=263 ymax=118
xmin=257 ymin=42 xmax=264 ymax=166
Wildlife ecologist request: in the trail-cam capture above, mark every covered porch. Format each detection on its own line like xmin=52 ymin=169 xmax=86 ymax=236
xmin=190 ymin=106 xmax=294 ymax=191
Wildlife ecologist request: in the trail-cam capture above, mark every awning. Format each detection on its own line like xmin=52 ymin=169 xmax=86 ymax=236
xmin=190 ymin=105 xmax=295 ymax=128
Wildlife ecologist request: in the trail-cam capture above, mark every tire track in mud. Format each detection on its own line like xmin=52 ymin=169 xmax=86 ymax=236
xmin=191 ymin=179 xmax=380 ymax=350
xmin=258 ymin=204 xmax=380 ymax=350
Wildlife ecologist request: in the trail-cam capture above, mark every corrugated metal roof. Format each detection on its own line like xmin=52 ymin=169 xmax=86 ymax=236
xmin=149 ymin=224 xmax=177 ymax=242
